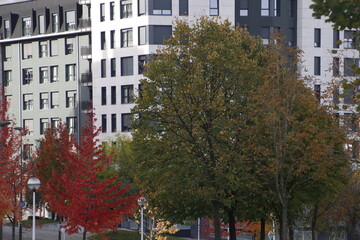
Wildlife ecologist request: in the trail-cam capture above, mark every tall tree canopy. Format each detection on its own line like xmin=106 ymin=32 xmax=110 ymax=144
xmin=132 ymin=18 xmax=349 ymax=240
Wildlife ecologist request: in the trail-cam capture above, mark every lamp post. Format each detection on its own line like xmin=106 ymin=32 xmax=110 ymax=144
xmin=14 ymin=127 xmax=24 ymax=240
xmin=0 ymin=121 xmax=11 ymax=127
xmin=27 ymin=177 xmax=40 ymax=240
xmin=137 ymin=197 xmax=146 ymax=240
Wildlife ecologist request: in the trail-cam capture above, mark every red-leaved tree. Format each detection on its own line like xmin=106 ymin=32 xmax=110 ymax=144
xmin=0 ymin=101 xmax=28 ymax=240
xmin=34 ymin=115 xmax=138 ymax=240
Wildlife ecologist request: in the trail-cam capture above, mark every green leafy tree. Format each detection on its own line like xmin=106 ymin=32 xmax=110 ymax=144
xmin=311 ymin=0 xmax=360 ymax=30
xmin=132 ymin=17 xmax=270 ymax=240
xmin=248 ymin=38 xmax=349 ymax=240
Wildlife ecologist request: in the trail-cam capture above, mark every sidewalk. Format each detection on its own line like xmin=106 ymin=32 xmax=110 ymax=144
xmin=3 ymin=223 xmax=91 ymax=240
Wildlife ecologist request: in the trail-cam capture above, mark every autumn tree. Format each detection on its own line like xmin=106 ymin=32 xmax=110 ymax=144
xmin=132 ymin=17 xmax=270 ymax=240
xmin=34 ymin=117 xmax=138 ymax=240
xmin=0 ymin=102 xmax=29 ymax=240
xmin=248 ymin=38 xmax=349 ymax=240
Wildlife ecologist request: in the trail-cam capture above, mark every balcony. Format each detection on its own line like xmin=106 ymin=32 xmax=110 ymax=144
xmin=81 ymin=100 xmax=93 ymax=111
xmin=79 ymin=18 xmax=91 ymax=30
xmin=79 ymin=0 xmax=91 ymax=5
xmin=81 ymin=46 xmax=92 ymax=59
xmin=80 ymin=72 xmax=92 ymax=85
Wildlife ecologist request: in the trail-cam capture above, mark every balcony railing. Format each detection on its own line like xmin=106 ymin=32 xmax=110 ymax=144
xmin=81 ymin=46 xmax=92 ymax=59
xmin=79 ymin=18 xmax=91 ymax=30
xmin=80 ymin=72 xmax=92 ymax=85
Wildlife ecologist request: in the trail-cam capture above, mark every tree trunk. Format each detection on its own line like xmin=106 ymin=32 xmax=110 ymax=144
xmin=212 ymin=201 xmax=222 ymax=240
xmin=280 ymin=203 xmax=289 ymax=240
xmin=83 ymin=230 xmax=87 ymax=240
xmin=311 ymin=204 xmax=318 ymax=240
xmin=11 ymin=222 xmax=15 ymax=240
xmin=260 ymin=218 xmax=266 ymax=240
xmin=228 ymin=208 xmax=237 ymax=240
xmin=0 ymin=221 xmax=3 ymax=240
xmin=289 ymin=225 xmax=293 ymax=240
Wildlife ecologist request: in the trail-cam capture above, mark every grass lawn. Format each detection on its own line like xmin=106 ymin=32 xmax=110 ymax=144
xmin=89 ymin=229 xmax=187 ymax=240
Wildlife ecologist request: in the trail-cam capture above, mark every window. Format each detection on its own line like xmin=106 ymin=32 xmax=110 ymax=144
xmin=314 ymin=84 xmax=320 ymax=103
xmin=101 ymin=31 xmax=106 ymax=50
xmin=344 ymin=30 xmax=358 ymax=49
xmin=40 ymin=118 xmax=49 ymax=135
xmin=39 ymin=67 xmax=48 ymax=84
xmin=290 ymin=0 xmax=295 ymax=17
xmin=288 ymin=28 xmax=295 ymax=46
xmin=4 ymin=20 xmax=10 ymax=38
xmin=345 ymin=113 xmax=358 ymax=132
xmin=121 ymin=113 xmax=132 ymax=132
xmin=261 ymin=0 xmax=269 ymax=16
xmin=50 ymin=66 xmax=59 ymax=82
xmin=344 ymin=58 xmax=360 ymax=77
xmin=314 ymin=57 xmax=321 ymax=76
xmin=110 ymin=2 xmax=115 ymax=20
xmin=66 ymin=64 xmax=76 ymax=81
xmin=333 ymin=30 xmax=340 ymax=48
xmin=22 ymin=43 xmax=32 ymax=59
xmin=51 ymin=92 xmax=59 ymax=108
xmin=111 ymin=86 xmax=116 ymax=104
xmin=101 ymin=59 xmax=106 ymax=78
xmin=66 ymin=90 xmax=77 ymax=108
xmin=121 ymin=0 xmax=133 ymax=18
xmin=121 ymin=57 xmax=133 ymax=76
xmin=22 ymin=17 xmax=31 ymax=36
xmin=149 ymin=25 xmax=172 ymax=44
xmin=50 ymin=40 xmax=58 ymax=56
xmin=39 ymin=41 xmax=48 ymax=58
xmin=333 ymin=57 xmax=340 ymax=76
xmin=40 ymin=93 xmax=49 ymax=109
xmin=102 ymin=115 xmax=107 ymax=133
xmin=23 ymin=68 xmax=33 ymax=85
xmin=111 ymin=58 xmax=116 ymax=77
xmin=111 ymin=114 xmax=117 ymax=132
xmin=4 ymin=70 xmax=12 ymax=86
xmin=51 ymin=118 xmax=60 ymax=128
xmin=52 ymin=13 xmax=58 ymax=33
xmin=4 ymin=45 xmax=11 ymax=61
xmin=121 ymin=28 xmax=133 ymax=47
xmin=100 ymin=3 xmax=105 ymax=21
xmin=38 ymin=15 xmax=45 ymax=34
xmin=121 ymin=85 xmax=134 ymax=104
xmin=138 ymin=55 xmax=149 ymax=74
xmin=138 ymin=0 xmax=146 ymax=15
xmin=152 ymin=0 xmax=171 ymax=15
xmin=110 ymin=30 xmax=115 ymax=48
xmin=344 ymin=88 xmax=355 ymax=104
xmin=352 ymin=141 xmax=359 ymax=158
xmin=261 ymin=27 xmax=270 ymax=45
xmin=66 ymin=117 xmax=77 ymax=133
xmin=23 ymin=94 xmax=33 ymax=110
xmin=65 ymin=38 xmax=75 ymax=54
xmin=23 ymin=144 xmax=33 ymax=160
xmin=210 ymin=0 xmax=218 ymax=16
xmin=101 ymin=87 xmax=107 ymax=105
xmin=179 ymin=0 xmax=188 ymax=15
xmin=139 ymin=26 xmax=147 ymax=45
xmin=314 ymin=28 xmax=321 ymax=47
xmin=66 ymin=11 xmax=76 ymax=31
xmin=23 ymin=119 xmax=34 ymax=136
xmin=239 ymin=0 xmax=249 ymax=16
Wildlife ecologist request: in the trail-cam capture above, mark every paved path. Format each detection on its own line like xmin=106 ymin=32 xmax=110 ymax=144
xmin=3 ymin=223 xmax=92 ymax=240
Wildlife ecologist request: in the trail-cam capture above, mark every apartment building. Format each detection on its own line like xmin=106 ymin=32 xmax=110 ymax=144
xmin=0 ymin=0 xmax=92 ymax=152
xmin=1 ymin=0 xmax=359 ymax=147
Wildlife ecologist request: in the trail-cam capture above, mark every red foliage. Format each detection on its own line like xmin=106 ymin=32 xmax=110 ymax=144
xmin=34 ymin=115 xmax=138 ymax=235
xmin=0 ymin=101 xmax=27 ymax=226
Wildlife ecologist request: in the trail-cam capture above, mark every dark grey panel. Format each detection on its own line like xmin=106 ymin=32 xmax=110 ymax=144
xmin=149 ymin=25 xmax=172 ymax=45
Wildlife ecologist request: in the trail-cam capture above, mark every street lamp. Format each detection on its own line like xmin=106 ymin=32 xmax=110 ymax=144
xmin=137 ymin=197 xmax=146 ymax=240
xmin=0 ymin=121 xmax=11 ymax=127
xmin=27 ymin=177 xmax=41 ymax=240
xmin=14 ymin=127 xmax=24 ymax=240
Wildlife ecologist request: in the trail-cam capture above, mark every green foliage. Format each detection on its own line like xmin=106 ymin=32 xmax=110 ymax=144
xmin=311 ymin=0 xmax=360 ymax=30
xmin=89 ymin=230 xmax=186 ymax=240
